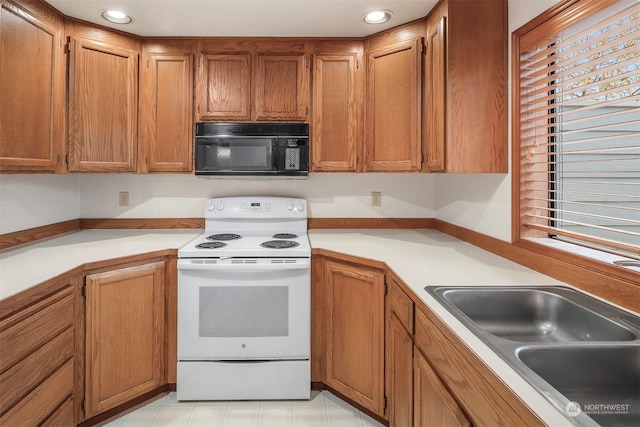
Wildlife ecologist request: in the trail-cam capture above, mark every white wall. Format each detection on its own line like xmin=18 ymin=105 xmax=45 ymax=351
xmin=78 ymin=173 xmax=435 ymax=220
xmin=433 ymin=0 xmax=562 ymax=242
xmin=0 ymin=174 xmax=80 ymax=234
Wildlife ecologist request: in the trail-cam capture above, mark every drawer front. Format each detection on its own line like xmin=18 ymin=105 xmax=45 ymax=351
xmin=0 ymin=292 xmax=74 ymax=372
xmin=0 ymin=360 xmax=74 ymax=426
xmin=387 ymin=278 xmax=414 ymax=333
xmin=0 ymin=326 xmax=74 ymax=413
xmin=41 ymin=396 xmax=74 ymax=427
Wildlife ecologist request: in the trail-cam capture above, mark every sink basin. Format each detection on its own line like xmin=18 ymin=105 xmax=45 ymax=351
xmin=436 ymin=287 xmax=636 ymax=342
xmin=518 ymin=346 xmax=640 ymax=427
xmin=425 ymin=285 xmax=640 ymax=426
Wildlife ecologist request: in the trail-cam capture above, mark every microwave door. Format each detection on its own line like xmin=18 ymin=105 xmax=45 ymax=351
xmin=196 ymin=137 xmax=277 ymax=174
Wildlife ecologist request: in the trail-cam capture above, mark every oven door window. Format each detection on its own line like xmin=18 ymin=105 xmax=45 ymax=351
xmin=199 ymin=286 xmax=288 ymax=337
xmin=196 ymin=137 xmax=275 ymax=172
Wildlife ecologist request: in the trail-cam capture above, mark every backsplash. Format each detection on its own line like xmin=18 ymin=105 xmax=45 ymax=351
xmin=0 ymin=173 xmax=435 ymax=234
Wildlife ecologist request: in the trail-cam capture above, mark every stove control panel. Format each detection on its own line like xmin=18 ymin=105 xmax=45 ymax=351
xmin=240 ymin=202 xmax=272 ymax=212
xmin=204 ymin=197 xmax=307 ymax=218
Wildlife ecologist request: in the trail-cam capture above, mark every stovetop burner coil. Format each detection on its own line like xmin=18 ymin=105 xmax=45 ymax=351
xmin=206 ymin=233 xmax=242 ymax=241
xmin=260 ymin=240 xmax=300 ymax=249
xmin=196 ymin=241 xmax=228 ymax=249
xmin=272 ymin=233 xmax=299 ymax=239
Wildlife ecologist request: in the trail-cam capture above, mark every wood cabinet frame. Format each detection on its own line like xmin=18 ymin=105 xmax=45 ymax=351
xmin=67 ymin=35 xmax=139 ymax=172
xmin=139 ymin=40 xmax=195 ymax=173
xmin=0 ymin=0 xmax=65 ymax=173
xmin=310 ymin=41 xmax=364 ymax=172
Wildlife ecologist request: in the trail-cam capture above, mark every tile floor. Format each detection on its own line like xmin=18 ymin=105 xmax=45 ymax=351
xmin=103 ymin=390 xmax=385 ymax=427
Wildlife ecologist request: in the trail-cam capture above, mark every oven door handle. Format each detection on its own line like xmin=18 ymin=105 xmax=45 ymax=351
xmin=178 ymin=259 xmax=310 ymax=271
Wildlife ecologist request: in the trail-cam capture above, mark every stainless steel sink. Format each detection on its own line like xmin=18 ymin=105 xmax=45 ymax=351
xmin=518 ymin=346 xmax=640 ymax=427
xmin=425 ymin=286 xmax=640 ymax=427
xmin=438 ymin=288 xmax=636 ymax=342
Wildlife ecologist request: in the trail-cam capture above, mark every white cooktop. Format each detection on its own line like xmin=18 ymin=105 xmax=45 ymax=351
xmin=178 ymin=197 xmax=310 ymax=258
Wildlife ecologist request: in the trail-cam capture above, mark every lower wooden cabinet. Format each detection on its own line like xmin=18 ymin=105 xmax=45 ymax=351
xmin=414 ymin=348 xmax=471 ymax=427
xmin=84 ymin=261 xmax=166 ymax=418
xmin=0 ymin=285 xmax=75 ymax=426
xmin=385 ymin=311 xmax=414 ymax=426
xmin=385 ymin=278 xmax=414 ymax=426
xmin=322 ymin=258 xmax=385 ymax=416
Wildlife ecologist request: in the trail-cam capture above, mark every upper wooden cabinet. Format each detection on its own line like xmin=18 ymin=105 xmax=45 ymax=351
xmin=0 ymin=0 xmax=65 ymax=173
xmin=365 ymin=24 xmax=424 ymax=172
xmin=196 ymin=39 xmax=309 ymax=122
xmin=139 ymin=40 xmax=194 ymax=173
xmin=425 ymin=0 xmax=508 ymax=173
xmin=67 ymin=25 xmax=140 ymax=172
xmin=310 ymin=41 xmax=364 ymax=172
xmin=254 ymin=52 xmax=308 ymax=120
xmin=196 ymin=52 xmax=251 ymax=120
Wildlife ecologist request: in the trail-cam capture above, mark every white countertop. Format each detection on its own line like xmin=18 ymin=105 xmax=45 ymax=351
xmin=0 ymin=229 xmax=200 ymax=301
xmin=0 ymin=228 xmax=597 ymax=426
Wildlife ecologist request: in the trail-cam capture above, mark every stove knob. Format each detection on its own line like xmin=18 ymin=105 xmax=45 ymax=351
xmin=207 ymin=203 xmax=215 ymax=211
xmin=296 ymin=203 xmax=305 ymax=212
xmin=217 ymin=203 xmax=224 ymax=211
xmin=287 ymin=203 xmax=294 ymax=211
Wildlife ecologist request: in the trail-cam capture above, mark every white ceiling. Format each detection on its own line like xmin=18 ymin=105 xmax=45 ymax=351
xmin=45 ymin=0 xmax=438 ymax=37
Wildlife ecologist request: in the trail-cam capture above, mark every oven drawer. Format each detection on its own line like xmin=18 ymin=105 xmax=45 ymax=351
xmin=177 ymin=360 xmax=310 ymax=401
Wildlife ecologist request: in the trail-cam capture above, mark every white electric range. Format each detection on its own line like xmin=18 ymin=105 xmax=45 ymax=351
xmin=176 ymin=197 xmax=311 ymax=401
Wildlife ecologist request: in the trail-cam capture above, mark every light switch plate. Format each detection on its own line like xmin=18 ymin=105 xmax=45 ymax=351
xmin=371 ymin=191 xmax=382 ymax=206
xmin=119 ymin=191 xmax=129 ymax=207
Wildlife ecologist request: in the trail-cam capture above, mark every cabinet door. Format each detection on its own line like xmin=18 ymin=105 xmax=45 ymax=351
xmin=0 ymin=0 xmax=64 ymax=173
xmin=68 ymin=37 xmax=138 ymax=172
xmin=85 ymin=262 xmax=165 ymax=418
xmin=311 ymin=53 xmax=360 ymax=171
xmin=254 ymin=53 xmax=308 ymax=121
xmin=324 ymin=260 xmax=385 ymax=415
xmin=139 ymin=50 xmax=193 ymax=172
xmin=414 ymin=348 xmax=471 ymax=427
xmin=426 ymin=16 xmax=447 ymax=172
xmin=196 ymin=53 xmax=251 ymax=120
xmin=365 ymin=38 xmax=422 ymax=171
xmin=386 ymin=313 xmax=413 ymax=426
xmin=385 ymin=278 xmax=414 ymax=426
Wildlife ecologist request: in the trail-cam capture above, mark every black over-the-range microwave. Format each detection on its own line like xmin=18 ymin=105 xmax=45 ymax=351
xmin=194 ymin=122 xmax=309 ymax=178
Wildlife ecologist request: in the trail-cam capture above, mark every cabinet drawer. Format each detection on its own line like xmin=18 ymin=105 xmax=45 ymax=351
xmin=0 ymin=291 xmax=74 ymax=372
xmin=41 ymin=396 xmax=74 ymax=427
xmin=387 ymin=278 xmax=413 ymax=333
xmin=0 ymin=360 xmax=74 ymax=426
xmin=0 ymin=326 xmax=74 ymax=413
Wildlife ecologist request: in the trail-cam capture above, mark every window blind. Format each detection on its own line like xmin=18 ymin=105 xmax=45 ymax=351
xmin=517 ymin=0 xmax=640 ymax=258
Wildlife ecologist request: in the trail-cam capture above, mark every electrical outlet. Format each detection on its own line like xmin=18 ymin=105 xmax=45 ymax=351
xmin=119 ymin=191 xmax=129 ymax=207
xmin=371 ymin=191 xmax=382 ymax=206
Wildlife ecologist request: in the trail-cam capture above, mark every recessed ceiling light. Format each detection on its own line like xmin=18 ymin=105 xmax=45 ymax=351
xmin=362 ymin=10 xmax=393 ymax=24
xmin=100 ymin=9 xmax=132 ymax=24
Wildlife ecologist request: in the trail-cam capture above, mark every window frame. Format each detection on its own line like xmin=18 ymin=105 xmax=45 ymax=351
xmin=511 ymin=0 xmax=639 ymax=282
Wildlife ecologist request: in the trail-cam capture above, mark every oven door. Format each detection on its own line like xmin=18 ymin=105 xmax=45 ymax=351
xmin=195 ymin=136 xmax=277 ymax=175
xmin=177 ymin=259 xmax=310 ymax=360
